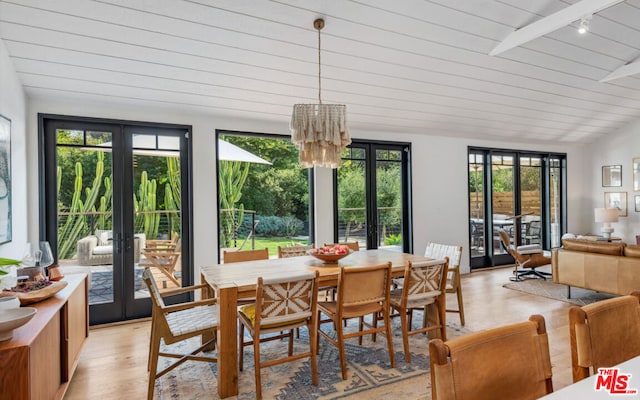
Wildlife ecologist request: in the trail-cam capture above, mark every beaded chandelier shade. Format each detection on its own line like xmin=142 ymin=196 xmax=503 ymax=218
xmin=290 ymin=18 xmax=351 ymax=169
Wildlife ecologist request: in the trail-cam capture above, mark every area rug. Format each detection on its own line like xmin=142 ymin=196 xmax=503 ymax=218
xmin=503 ymin=278 xmax=617 ymax=306
xmin=154 ymin=315 xmax=471 ymax=400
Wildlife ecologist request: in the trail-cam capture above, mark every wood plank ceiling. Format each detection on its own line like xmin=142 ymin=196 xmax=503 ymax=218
xmin=1 ymin=0 xmax=640 ymax=144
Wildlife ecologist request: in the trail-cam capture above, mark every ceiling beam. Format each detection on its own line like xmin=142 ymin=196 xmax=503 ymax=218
xmin=600 ymin=60 xmax=640 ymax=82
xmin=489 ymin=0 xmax=624 ymax=56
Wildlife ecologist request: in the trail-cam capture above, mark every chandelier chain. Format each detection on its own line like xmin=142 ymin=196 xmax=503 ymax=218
xmin=318 ymin=24 xmax=322 ymax=105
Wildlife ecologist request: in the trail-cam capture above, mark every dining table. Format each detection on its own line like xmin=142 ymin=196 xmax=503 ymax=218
xmin=200 ymin=249 xmax=436 ymax=398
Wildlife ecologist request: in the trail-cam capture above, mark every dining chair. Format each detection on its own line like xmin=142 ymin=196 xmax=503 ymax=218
xmin=390 ymin=258 xmax=448 ymax=362
xmin=277 ymin=244 xmax=314 ymax=258
xmin=424 ymin=242 xmax=465 ymax=325
xmin=238 ymin=271 xmax=320 ymax=400
xmin=223 ymin=247 xmax=269 ymax=263
xmin=139 ymin=235 xmax=181 ymax=288
xmin=429 ymin=314 xmax=553 ymax=400
xmin=142 ymin=268 xmax=218 ymax=400
xmin=569 ymin=291 xmax=640 ymax=382
xmin=323 ymin=241 xmax=360 ymax=251
xmin=317 ymin=262 xmax=395 ymax=380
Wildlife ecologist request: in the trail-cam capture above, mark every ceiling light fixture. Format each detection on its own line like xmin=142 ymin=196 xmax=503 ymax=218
xmin=578 ymin=15 xmax=591 ymax=34
xmin=290 ymin=18 xmax=350 ymax=169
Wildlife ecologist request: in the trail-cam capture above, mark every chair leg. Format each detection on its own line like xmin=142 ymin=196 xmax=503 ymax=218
xmin=239 ymin=322 xmax=245 ymax=371
xmin=399 ymin=306 xmax=411 ymax=363
xmin=316 ymin=310 xmax=322 ymax=355
xmin=438 ymin=296 xmax=447 ymax=341
xmin=288 ymin=329 xmax=294 ymax=356
xmin=358 ymin=316 xmax=364 ymax=345
xmin=336 ymin=317 xmax=348 ymax=380
xmin=384 ymin=309 xmax=395 ymax=368
xmin=254 ymin=335 xmax=262 ymax=400
xmin=456 ymin=286 xmax=466 ymax=326
xmin=309 ymin=320 xmax=319 ymax=386
xmin=147 ymin=330 xmax=162 ymax=400
xmin=372 ymin=312 xmax=379 ymax=342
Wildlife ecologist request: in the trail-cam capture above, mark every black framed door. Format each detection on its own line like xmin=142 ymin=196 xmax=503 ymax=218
xmin=41 ymin=115 xmax=192 ymax=324
xmin=334 ymin=140 xmax=412 ymax=253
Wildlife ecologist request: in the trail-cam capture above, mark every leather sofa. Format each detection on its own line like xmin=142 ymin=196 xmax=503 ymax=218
xmin=552 ymin=239 xmax=640 ymax=296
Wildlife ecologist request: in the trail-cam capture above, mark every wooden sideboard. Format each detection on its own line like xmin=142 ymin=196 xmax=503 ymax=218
xmin=0 ymin=274 xmax=89 ymax=400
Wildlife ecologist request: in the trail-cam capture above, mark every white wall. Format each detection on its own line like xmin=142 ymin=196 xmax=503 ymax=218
xmin=582 ymin=119 xmax=640 ymax=243
xmin=25 ymin=95 xmax=586 ymax=278
xmin=0 ymin=39 xmax=28 ymax=259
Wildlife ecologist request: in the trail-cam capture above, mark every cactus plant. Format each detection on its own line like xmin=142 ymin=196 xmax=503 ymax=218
xmin=219 ymin=160 xmax=249 ymax=248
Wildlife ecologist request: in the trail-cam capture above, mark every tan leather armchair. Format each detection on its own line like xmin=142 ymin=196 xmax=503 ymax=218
xmin=429 ymin=314 xmax=553 ymax=400
xmin=569 ymin=291 xmax=640 ymax=382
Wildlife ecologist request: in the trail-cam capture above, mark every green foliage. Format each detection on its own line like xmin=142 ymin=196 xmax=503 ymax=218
xmin=219 ymin=160 xmax=249 ymax=248
xmin=57 ymin=152 xmax=110 ymax=259
xmin=384 ymin=233 xmax=402 ymax=246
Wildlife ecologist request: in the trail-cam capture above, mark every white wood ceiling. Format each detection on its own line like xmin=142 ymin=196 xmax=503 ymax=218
xmin=2 ymin=0 xmax=640 ymax=144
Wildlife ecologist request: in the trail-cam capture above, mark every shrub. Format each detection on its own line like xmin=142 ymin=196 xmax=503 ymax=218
xmin=384 ymin=233 xmax=402 ymax=246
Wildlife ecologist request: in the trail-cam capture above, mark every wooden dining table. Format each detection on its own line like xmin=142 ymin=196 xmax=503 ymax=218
xmin=200 ymin=249 xmax=435 ymax=398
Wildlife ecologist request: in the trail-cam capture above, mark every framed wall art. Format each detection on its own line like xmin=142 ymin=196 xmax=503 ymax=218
xmin=604 ymin=191 xmax=627 ymax=217
xmin=633 ymin=158 xmax=640 ymax=191
xmin=602 ymin=165 xmax=622 ymax=187
xmin=635 ymin=195 xmax=640 ymax=212
xmin=0 ymin=114 xmax=11 ymax=244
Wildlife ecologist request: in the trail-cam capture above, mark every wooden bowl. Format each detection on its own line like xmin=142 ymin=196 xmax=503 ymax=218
xmin=308 ymin=251 xmax=351 ymax=264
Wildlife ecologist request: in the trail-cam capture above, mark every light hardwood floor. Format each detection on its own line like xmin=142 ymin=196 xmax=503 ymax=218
xmin=64 ymin=265 xmax=574 ymax=399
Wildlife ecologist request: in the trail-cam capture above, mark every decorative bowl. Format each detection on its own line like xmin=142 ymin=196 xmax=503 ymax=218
xmin=308 ymin=250 xmax=352 ymax=264
xmin=0 ymin=307 xmax=37 ymax=341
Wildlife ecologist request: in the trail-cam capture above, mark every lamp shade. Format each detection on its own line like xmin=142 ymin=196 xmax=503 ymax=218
xmin=594 ymin=208 xmax=618 ymax=223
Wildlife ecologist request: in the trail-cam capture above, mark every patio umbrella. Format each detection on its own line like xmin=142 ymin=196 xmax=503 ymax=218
xmin=96 ymin=136 xmax=272 ymax=165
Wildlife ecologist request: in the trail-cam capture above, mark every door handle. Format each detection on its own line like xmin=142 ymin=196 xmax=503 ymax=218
xmin=114 ymin=233 xmax=123 ymax=254
xmin=124 ymin=233 xmax=132 ymax=252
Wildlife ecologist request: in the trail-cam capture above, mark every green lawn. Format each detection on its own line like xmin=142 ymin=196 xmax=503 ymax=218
xmin=235 ymin=236 xmax=311 ymax=257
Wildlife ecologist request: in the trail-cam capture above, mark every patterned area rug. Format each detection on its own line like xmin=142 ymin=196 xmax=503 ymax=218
xmin=154 ymin=315 xmax=471 ymax=399
xmin=503 ymin=278 xmax=617 ymax=306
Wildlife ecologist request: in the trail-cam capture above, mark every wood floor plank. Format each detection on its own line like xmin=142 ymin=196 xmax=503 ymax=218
xmin=64 ymin=266 xmax=575 ymax=399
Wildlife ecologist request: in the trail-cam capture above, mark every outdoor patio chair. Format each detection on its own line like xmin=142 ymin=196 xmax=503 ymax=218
xmin=429 ymin=314 xmax=553 ymax=400
xmin=425 ymin=243 xmax=465 ymax=325
xmin=238 ymin=271 xmax=320 ymax=400
xmin=390 ymin=258 xmax=448 ymax=362
xmin=139 ymin=236 xmax=181 ymax=288
xmin=569 ymin=291 xmax=640 ymax=382
xmin=277 ymin=244 xmax=314 ymax=258
xmin=317 ymin=262 xmax=395 ymax=380
xmin=142 ymin=268 xmax=218 ymax=400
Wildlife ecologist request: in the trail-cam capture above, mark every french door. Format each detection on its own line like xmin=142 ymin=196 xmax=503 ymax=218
xmin=334 ymin=141 xmax=412 ymax=253
xmin=468 ymin=147 xmax=566 ymax=269
xmin=41 ymin=115 xmax=191 ymax=325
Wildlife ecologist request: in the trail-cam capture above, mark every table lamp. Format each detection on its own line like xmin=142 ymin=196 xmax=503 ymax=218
xmin=594 ymin=208 xmax=618 ymax=239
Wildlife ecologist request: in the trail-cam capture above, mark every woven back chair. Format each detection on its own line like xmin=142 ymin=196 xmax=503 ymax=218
xmin=430 ymin=315 xmax=553 ymax=400
xmin=238 ymin=271 xmax=320 ymax=400
xmin=142 ymin=268 xmax=218 ymax=400
xmin=425 ymin=243 xmax=465 ymax=325
xmin=569 ymin=291 xmax=640 ymax=382
xmin=317 ymin=263 xmax=395 ymax=380
xmin=390 ymin=258 xmax=448 ymax=362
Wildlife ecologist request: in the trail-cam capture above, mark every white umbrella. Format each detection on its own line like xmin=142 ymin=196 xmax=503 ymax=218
xmin=96 ymin=136 xmax=272 ymax=165
xmin=218 ymin=140 xmax=271 ymax=165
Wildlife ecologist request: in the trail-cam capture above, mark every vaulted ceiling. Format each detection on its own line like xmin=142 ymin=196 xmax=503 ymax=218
xmin=2 ymin=0 xmax=640 ymax=144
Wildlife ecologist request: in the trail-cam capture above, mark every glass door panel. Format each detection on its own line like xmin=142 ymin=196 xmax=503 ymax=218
xmin=375 ymin=149 xmax=403 ymax=251
xmin=56 ymin=129 xmax=115 ymax=306
xmin=337 ymin=147 xmax=367 ymax=249
xmin=131 ymin=132 xmax=183 ymax=299
xmin=491 ymin=154 xmax=515 ymax=255
xmin=550 ymin=158 xmax=562 ymax=248
xmin=520 ymin=156 xmax=542 ymax=245
xmin=469 ymin=153 xmax=485 ymax=258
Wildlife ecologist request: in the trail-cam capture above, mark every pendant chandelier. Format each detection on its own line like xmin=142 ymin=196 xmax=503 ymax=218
xmin=290 ymin=18 xmax=350 ymax=169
